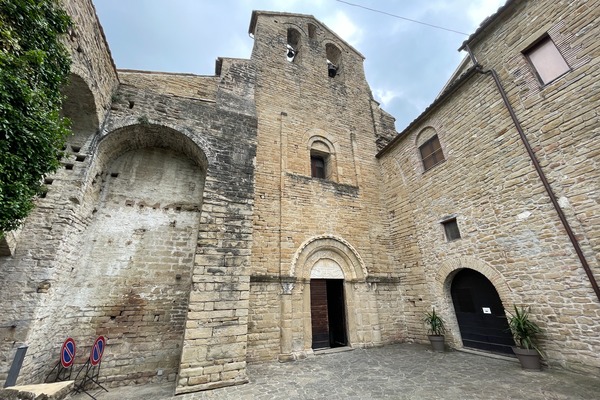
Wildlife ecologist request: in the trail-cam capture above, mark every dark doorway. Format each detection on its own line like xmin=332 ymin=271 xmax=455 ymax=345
xmin=451 ymin=269 xmax=515 ymax=355
xmin=310 ymin=279 xmax=347 ymax=349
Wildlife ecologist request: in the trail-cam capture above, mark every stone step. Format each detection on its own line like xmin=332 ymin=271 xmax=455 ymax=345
xmin=0 ymin=381 xmax=74 ymax=400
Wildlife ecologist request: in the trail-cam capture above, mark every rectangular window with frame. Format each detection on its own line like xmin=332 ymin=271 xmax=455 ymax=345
xmin=442 ymin=218 xmax=461 ymax=241
xmin=419 ymin=135 xmax=445 ymax=171
xmin=524 ymin=36 xmax=570 ymax=85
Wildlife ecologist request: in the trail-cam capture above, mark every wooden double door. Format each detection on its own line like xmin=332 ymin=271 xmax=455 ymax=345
xmin=451 ymin=269 xmax=515 ymax=354
xmin=310 ymin=279 xmax=347 ymax=349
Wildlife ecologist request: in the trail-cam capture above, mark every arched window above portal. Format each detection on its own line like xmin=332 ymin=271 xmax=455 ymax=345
xmin=308 ymin=137 xmax=337 ymax=181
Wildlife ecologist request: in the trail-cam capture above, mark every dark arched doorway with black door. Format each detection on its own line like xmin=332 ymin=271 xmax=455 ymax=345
xmin=450 ymin=269 xmax=515 ymax=355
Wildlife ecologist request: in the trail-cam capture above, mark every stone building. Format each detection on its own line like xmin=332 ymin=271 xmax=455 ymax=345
xmin=0 ymin=0 xmax=598 ymax=395
xmin=378 ymin=0 xmax=599 ymax=373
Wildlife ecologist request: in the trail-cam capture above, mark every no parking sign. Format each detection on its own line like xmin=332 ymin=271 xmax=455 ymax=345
xmin=90 ymin=336 xmax=106 ymax=366
xmin=60 ymin=338 xmax=76 ymax=368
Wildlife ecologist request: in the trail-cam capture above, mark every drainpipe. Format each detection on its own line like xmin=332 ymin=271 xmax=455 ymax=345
xmin=464 ymin=45 xmax=600 ymax=303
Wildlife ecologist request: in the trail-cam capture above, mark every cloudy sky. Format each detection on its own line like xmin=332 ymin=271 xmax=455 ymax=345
xmin=93 ymin=0 xmax=505 ymax=130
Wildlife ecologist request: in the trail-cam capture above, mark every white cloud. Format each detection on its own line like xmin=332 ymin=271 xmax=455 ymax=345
xmin=373 ymin=88 xmax=401 ymax=108
xmin=324 ymin=11 xmax=363 ymax=47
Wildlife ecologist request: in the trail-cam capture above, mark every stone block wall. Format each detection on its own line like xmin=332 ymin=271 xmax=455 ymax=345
xmin=378 ymin=0 xmax=599 ymax=373
xmin=247 ymin=11 xmax=401 ymax=361
xmin=61 ymin=0 xmax=118 ymax=127
xmin=0 ymin=0 xmax=118 ymax=384
xmin=466 ymin=0 xmax=599 ymax=372
xmin=469 ymin=0 xmax=599 ymax=285
xmin=247 ymin=280 xmax=282 ymax=362
xmin=0 ymin=51 xmax=257 ymax=393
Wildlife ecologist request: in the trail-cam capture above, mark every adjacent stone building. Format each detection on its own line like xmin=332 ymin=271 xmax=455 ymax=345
xmin=0 ymin=0 xmax=598 ymax=395
xmin=378 ymin=0 xmax=599 ymax=373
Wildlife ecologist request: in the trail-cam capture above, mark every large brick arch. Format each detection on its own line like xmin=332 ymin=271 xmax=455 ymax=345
xmin=435 ymin=257 xmax=514 ymax=302
xmin=61 ymin=122 xmax=209 ymax=386
xmin=94 ymin=122 xmax=210 ymax=172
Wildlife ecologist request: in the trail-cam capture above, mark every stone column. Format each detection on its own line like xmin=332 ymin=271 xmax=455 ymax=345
xmin=278 ymin=281 xmax=295 ymax=361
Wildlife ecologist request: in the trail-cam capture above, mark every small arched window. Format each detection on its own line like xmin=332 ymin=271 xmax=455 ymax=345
xmin=287 ymin=28 xmax=301 ymax=62
xmin=310 ymin=140 xmax=335 ymax=180
xmin=325 ymin=43 xmax=342 ymax=78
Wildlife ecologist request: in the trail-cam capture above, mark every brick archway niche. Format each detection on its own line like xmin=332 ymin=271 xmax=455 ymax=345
xmin=433 ymin=257 xmax=515 ymax=350
xmin=279 ymin=235 xmax=381 ymax=360
xmin=56 ymin=123 xmax=208 ymax=387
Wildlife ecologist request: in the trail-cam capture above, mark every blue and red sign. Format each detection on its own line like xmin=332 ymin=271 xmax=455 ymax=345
xmin=60 ymin=338 xmax=76 ymax=368
xmin=90 ymin=336 xmax=106 ymax=366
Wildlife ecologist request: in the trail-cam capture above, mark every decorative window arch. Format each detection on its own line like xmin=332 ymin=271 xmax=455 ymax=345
xmin=308 ymin=135 xmax=337 ymax=181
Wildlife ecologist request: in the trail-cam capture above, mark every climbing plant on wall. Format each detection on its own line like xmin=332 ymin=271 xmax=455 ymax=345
xmin=0 ymin=0 xmax=72 ymax=233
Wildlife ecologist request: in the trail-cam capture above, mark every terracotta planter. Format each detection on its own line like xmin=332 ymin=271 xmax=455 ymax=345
xmin=512 ymin=347 xmax=541 ymax=370
xmin=428 ymin=335 xmax=445 ymax=352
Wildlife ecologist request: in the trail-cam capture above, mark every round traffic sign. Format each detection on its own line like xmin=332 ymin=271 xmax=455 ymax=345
xmin=60 ymin=338 xmax=76 ymax=368
xmin=90 ymin=336 xmax=106 ymax=366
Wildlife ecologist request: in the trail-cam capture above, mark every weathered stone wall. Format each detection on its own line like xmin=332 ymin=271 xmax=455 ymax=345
xmin=467 ymin=0 xmax=600 ymax=372
xmin=103 ymin=63 xmax=257 ymax=393
xmin=38 ymin=146 xmax=203 ymax=386
xmin=0 ymin=52 xmax=257 ymax=393
xmin=117 ymin=71 xmax=219 ymax=101
xmin=60 ymin=0 xmax=118 ymax=125
xmin=379 ymin=0 xmax=599 ymax=373
xmin=247 ymin=280 xmax=281 ymax=362
xmin=0 ymin=0 xmax=118 ymax=384
xmin=247 ymin=12 xmax=401 ymax=362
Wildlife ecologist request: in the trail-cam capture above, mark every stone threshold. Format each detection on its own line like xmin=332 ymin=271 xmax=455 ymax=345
xmin=456 ymin=347 xmax=518 ymax=363
xmin=313 ymin=346 xmax=354 ymax=355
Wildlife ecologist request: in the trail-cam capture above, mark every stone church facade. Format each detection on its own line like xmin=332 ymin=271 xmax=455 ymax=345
xmin=0 ymin=0 xmax=598 ymax=395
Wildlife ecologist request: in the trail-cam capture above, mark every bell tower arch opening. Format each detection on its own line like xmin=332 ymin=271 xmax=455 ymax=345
xmin=325 ymin=43 xmax=342 ymax=78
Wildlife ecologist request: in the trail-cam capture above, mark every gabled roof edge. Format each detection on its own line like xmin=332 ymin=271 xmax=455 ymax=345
xmin=376 ymin=66 xmax=478 ymax=158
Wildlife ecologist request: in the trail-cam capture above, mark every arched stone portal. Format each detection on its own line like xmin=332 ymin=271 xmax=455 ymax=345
xmin=279 ymin=236 xmax=381 ymax=359
xmin=450 ymin=269 xmax=515 ymax=354
xmin=434 ymin=258 xmax=516 ymax=352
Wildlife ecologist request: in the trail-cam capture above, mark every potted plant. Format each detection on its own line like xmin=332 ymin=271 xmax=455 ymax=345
xmin=508 ymin=305 xmax=543 ymax=370
xmin=424 ymin=308 xmax=446 ymax=352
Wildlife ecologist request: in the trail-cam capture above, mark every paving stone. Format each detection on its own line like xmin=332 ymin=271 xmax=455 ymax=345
xmin=67 ymin=344 xmax=600 ymax=400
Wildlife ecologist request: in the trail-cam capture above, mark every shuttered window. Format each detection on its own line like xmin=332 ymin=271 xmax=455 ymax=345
xmin=419 ymin=135 xmax=444 ymax=171
xmin=525 ymin=36 xmax=570 ymax=85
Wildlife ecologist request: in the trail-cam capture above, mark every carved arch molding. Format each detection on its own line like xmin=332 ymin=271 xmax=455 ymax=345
xmin=289 ymin=234 xmax=367 ymax=282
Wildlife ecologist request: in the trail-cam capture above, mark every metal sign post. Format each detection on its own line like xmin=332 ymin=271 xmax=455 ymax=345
xmin=45 ymin=338 xmax=77 ymax=383
xmin=73 ymin=336 xmax=108 ymax=400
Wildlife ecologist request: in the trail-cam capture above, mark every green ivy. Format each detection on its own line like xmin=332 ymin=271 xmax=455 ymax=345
xmin=0 ymin=0 xmax=72 ymax=233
